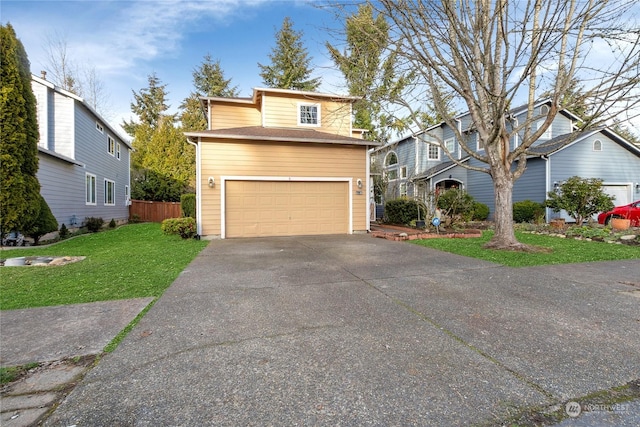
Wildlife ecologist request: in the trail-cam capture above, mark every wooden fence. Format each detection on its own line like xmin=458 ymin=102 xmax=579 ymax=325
xmin=129 ymin=200 xmax=181 ymax=223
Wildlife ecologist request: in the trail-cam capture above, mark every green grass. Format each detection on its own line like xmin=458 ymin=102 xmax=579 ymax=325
xmin=0 ymin=362 xmax=39 ymax=384
xmin=0 ymin=223 xmax=208 ymax=310
xmin=412 ymin=231 xmax=640 ymax=267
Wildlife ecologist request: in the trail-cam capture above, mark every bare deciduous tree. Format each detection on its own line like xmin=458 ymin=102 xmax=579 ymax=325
xmin=371 ymin=0 xmax=640 ymax=250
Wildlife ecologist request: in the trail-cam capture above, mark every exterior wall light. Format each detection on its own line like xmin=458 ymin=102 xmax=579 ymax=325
xmin=357 ymin=179 xmax=363 ymax=188
xmin=208 ymin=176 xmax=215 ymax=188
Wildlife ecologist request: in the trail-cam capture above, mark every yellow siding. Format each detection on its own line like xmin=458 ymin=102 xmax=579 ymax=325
xmin=209 ymin=102 xmax=261 ymax=129
xmin=199 ymin=139 xmax=367 ymax=236
xmin=261 ymin=93 xmax=353 ymax=136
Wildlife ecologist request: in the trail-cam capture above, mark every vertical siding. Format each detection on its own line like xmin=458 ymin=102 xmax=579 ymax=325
xmin=52 ymin=92 xmax=75 ymax=159
xmin=199 ymin=140 xmax=367 ymax=236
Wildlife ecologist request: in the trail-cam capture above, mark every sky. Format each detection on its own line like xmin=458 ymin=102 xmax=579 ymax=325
xmin=2 ymin=0 xmax=349 ymax=137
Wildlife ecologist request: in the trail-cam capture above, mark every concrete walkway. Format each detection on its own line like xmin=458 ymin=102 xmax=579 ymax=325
xmin=39 ymin=235 xmax=639 ymax=426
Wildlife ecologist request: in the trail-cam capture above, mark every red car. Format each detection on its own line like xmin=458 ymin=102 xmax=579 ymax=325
xmin=597 ymin=200 xmax=640 ymax=227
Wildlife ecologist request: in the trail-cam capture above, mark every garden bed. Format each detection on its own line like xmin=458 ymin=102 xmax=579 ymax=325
xmin=370 ymin=224 xmax=482 ymax=241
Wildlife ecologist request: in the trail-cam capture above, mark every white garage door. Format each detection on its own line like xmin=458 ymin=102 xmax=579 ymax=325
xmin=225 ymin=180 xmax=349 ymax=238
xmin=602 ymin=185 xmax=631 ymax=206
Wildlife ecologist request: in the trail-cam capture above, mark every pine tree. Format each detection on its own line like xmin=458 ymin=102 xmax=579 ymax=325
xmin=180 ymin=55 xmax=239 ymax=131
xmin=0 ymin=24 xmax=41 ymax=238
xmin=122 ymin=73 xmax=170 ymax=135
xmin=25 ymin=194 xmax=58 ymax=245
xmin=258 ymin=17 xmax=321 ymax=91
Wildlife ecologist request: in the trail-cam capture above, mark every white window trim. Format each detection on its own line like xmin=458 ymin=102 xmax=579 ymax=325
xmin=104 ymin=178 xmax=115 ymax=206
xmin=536 ymin=121 xmax=552 ymax=140
xmin=444 ymin=137 xmax=455 ymax=154
xmin=428 ymin=143 xmax=440 ymax=160
xmin=96 ymin=122 xmax=104 ymax=133
xmin=399 ymin=182 xmax=408 ymax=197
xmin=125 ymin=185 xmax=131 ymax=206
xmin=108 ymin=135 xmax=115 ymax=156
xmin=400 ymin=166 xmax=407 ymax=179
xmin=386 ymin=168 xmax=398 ymax=181
xmin=85 ymin=173 xmax=97 ymax=205
xmin=476 ymin=133 xmax=485 ymax=151
xmin=297 ymin=102 xmax=321 ymax=127
xmin=593 ymin=139 xmax=603 ymax=151
xmin=116 ymin=142 xmax=121 ymax=160
xmin=384 ymin=151 xmax=398 ymax=167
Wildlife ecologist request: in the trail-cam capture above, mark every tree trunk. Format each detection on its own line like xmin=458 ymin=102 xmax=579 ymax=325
xmin=484 ymin=170 xmax=526 ymax=250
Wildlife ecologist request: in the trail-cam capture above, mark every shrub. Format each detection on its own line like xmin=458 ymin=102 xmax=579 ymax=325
xmin=24 ymin=195 xmax=58 ymax=245
xmin=85 ymin=217 xmax=104 ymax=233
xmin=130 ymin=214 xmax=141 ymax=224
xmin=109 ymin=218 xmax=117 ymax=228
xmin=59 ymin=223 xmax=69 ymax=239
xmin=437 ymin=189 xmax=475 ymax=221
xmin=545 ymin=176 xmax=615 ymax=225
xmin=181 ymin=193 xmax=196 ymax=219
xmin=161 ymin=217 xmax=197 ymax=239
xmin=472 ymin=202 xmax=490 ymax=220
xmin=513 ymin=200 xmax=545 ymax=223
xmin=384 ymin=198 xmax=426 ymax=225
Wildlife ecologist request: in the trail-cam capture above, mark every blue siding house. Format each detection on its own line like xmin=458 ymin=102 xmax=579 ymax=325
xmin=373 ymin=100 xmax=640 ymax=222
xmin=32 ymin=74 xmax=132 ymax=229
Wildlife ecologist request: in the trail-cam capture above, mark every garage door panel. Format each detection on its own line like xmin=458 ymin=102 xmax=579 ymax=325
xmin=226 ymin=180 xmax=348 ymax=238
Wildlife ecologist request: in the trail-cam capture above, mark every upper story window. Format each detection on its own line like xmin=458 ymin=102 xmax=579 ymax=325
xmin=96 ymin=122 xmax=104 ymax=133
xmin=400 ymin=166 xmax=407 ymax=179
xmin=512 ymin=118 xmax=519 ymax=148
xmin=384 ymin=151 xmax=398 ymax=166
xmin=427 ymin=143 xmax=440 ymax=160
xmin=298 ymin=103 xmax=320 ymax=126
xmin=444 ymin=138 xmax=455 ymax=153
xmin=108 ymin=136 xmax=115 ymax=156
xmin=593 ymin=139 xmax=602 ymax=151
xmin=540 ymin=105 xmax=550 ymax=116
xmin=476 ymin=133 xmax=485 ymax=151
xmin=116 ymin=142 xmax=121 ymax=160
xmin=537 ymin=105 xmax=552 ymax=139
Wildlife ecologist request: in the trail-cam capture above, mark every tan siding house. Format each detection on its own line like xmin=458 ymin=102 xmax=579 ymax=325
xmin=186 ymin=87 xmax=378 ymax=238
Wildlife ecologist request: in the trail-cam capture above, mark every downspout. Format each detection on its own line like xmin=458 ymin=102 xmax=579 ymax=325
xmin=366 ymin=146 xmax=372 ymax=232
xmin=186 ymin=137 xmax=202 ymax=237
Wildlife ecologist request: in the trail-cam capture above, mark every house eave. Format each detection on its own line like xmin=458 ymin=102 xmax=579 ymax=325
xmin=38 ymin=146 xmax=85 ymax=166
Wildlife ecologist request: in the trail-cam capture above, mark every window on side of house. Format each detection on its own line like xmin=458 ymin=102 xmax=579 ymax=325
xmin=104 ymin=179 xmax=115 ymax=206
xmin=86 ymin=173 xmax=96 ymax=205
xmin=399 ymin=182 xmax=407 ymax=197
xmin=536 ymin=121 xmax=552 ymax=140
xmin=108 ymin=136 xmax=115 ymax=156
xmin=445 ymin=138 xmax=455 ymax=154
xmin=386 ymin=169 xmax=398 ymax=180
xmin=400 ymin=166 xmax=407 ymax=179
xmin=96 ymin=122 xmax=104 ymax=133
xmin=125 ymin=185 xmax=130 ymax=204
xmin=593 ymin=139 xmax=603 ymax=151
xmin=476 ymin=133 xmax=485 ymax=151
xmin=428 ymin=143 xmax=440 ymax=160
xmin=298 ymin=103 xmax=320 ymax=126
xmin=116 ymin=142 xmax=121 ymax=160
xmin=385 ymin=151 xmax=398 ymax=166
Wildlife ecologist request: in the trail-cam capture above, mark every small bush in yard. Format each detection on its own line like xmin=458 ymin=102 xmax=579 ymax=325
xmin=59 ymin=223 xmax=69 ymax=239
xmin=85 ymin=217 xmax=104 ymax=232
xmin=181 ymin=193 xmax=196 ymax=219
xmin=161 ymin=217 xmax=196 ymax=239
xmin=472 ymin=202 xmax=490 ymax=220
xmin=109 ymin=218 xmax=117 ymax=228
xmin=385 ymin=198 xmax=426 ymax=225
xmin=513 ymin=200 xmax=545 ymax=223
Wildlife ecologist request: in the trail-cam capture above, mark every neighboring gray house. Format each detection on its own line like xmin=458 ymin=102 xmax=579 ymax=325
xmin=32 ymin=74 xmax=132 ymax=229
xmin=373 ymin=100 xmax=640 ymax=222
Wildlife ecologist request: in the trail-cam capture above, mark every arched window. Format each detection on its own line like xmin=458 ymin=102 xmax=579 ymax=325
xmin=540 ymin=105 xmax=550 ymax=115
xmin=593 ymin=139 xmax=602 ymax=151
xmin=385 ymin=151 xmax=398 ymax=166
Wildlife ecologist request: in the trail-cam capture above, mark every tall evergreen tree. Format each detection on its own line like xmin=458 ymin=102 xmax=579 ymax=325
xmin=0 ymin=23 xmax=41 ymax=237
xmin=125 ymin=74 xmax=195 ymax=200
xmin=258 ymin=17 xmax=321 ymax=91
xmin=122 ymin=73 xmax=170 ymax=135
xmin=180 ymin=55 xmax=239 ymax=131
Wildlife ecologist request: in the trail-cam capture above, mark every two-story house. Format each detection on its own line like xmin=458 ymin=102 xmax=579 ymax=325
xmin=32 ymin=74 xmax=132 ymax=229
xmin=184 ymin=87 xmax=378 ymax=238
xmin=374 ymin=100 xmax=640 ymax=221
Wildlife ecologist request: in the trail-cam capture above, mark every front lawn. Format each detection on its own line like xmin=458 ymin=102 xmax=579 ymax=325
xmin=413 ymin=230 xmax=640 ymax=267
xmin=0 ymin=223 xmax=208 ymax=310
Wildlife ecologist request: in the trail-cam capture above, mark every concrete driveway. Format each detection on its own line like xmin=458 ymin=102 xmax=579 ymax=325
xmin=44 ymin=235 xmax=640 ymax=426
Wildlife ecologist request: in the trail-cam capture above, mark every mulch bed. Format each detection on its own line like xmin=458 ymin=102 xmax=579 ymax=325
xmin=370 ymin=224 xmax=482 ymax=241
